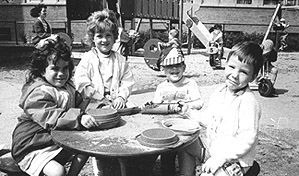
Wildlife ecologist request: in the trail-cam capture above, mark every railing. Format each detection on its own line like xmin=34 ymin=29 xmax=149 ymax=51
xmin=0 ymin=20 xmax=67 ymax=46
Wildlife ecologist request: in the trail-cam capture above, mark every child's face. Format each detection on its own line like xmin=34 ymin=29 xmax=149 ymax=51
xmin=42 ymin=59 xmax=70 ymax=88
xmin=214 ymin=28 xmax=221 ymax=34
xmin=93 ymin=31 xmax=115 ymax=55
xmin=163 ymin=63 xmax=185 ymax=83
xmin=225 ymin=55 xmax=255 ymax=92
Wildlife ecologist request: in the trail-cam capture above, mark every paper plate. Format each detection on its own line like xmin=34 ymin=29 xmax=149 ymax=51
xmin=137 ymin=128 xmax=179 ymax=148
xmin=161 ymin=118 xmax=201 ymax=135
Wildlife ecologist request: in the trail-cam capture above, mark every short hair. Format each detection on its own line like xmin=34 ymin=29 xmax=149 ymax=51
xmin=86 ymin=9 xmax=119 ymax=47
xmin=213 ymin=24 xmax=222 ymax=30
xmin=227 ymin=41 xmax=263 ymax=76
xmin=30 ymin=4 xmax=47 ymax=18
xmin=26 ymin=37 xmax=73 ymax=84
xmin=169 ymin=29 xmax=179 ymax=38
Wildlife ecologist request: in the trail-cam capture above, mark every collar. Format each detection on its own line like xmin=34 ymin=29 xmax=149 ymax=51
xmin=92 ymin=47 xmax=112 ymax=58
xmin=167 ymin=76 xmax=188 ymax=86
xmin=219 ymin=84 xmax=249 ymax=96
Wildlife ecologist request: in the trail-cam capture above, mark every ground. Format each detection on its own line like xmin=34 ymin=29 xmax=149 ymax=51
xmin=0 ymin=50 xmax=299 ymax=175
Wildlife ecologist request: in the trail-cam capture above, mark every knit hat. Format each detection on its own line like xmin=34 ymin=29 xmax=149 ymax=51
xmin=261 ymin=39 xmax=274 ymax=55
xmin=160 ymin=48 xmax=185 ymax=66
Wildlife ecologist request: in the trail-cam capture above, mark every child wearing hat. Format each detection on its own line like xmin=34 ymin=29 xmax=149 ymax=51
xmin=153 ymin=48 xmax=204 ymax=114
xmin=157 ymin=29 xmax=182 ymax=70
xmin=153 ymin=47 xmax=204 ymax=176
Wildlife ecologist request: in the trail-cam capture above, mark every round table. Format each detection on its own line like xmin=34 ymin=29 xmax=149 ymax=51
xmin=51 ymin=113 xmax=200 ymax=176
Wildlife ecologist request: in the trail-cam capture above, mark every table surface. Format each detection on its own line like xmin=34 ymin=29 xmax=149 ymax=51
xmin=51 ymin=113 xmax=200 ymax=158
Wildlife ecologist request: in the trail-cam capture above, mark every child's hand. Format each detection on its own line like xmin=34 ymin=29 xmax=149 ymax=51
xmin=169 ymin=104 xmax=181 ymax=113
xmin=179 ymin=102 xmax=189 ymax=114
xmin=201 ymin=157 xmax=226 ymax=174
xmin=112 ymin=97 xmax=126 ymax=109
xmin=81 ymin=114 xmax=98 ymax=129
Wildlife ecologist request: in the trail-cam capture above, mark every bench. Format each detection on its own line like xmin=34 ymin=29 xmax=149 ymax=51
xmin=0 ymin=149 xmax=28 ymax=176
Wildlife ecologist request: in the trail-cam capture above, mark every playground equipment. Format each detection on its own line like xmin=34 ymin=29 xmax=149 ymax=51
xmin=183 ymin=3 xmax=227 ymax=69
xmin=143 ymin=39 xmax=173 ymax=71
xmin=207 ymin=41 xmax=222 ymax=68
xmin=258 ymin=4 xmax=282 ymax=97
xmin=183 ymin=3 xmax=211 ymax=49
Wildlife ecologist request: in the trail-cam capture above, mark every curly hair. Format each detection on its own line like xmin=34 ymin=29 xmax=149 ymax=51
xmin=85 ymin=9 xmax=119 ymax=47
xmin=30 ymin=4 xmax=47 ymax=18
xmin=26 ymin=37 xmax=74 ymax=84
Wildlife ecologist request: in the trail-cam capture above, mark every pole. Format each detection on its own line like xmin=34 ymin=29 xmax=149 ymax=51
xmin=263 ymin=4 xmax=282 ymax=43
xmin=179 ymin=0 xmax=183 ymax=41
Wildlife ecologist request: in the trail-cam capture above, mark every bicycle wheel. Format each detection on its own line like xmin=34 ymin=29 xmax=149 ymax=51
xmin=258 ymin=78 xmax=273 ymax=97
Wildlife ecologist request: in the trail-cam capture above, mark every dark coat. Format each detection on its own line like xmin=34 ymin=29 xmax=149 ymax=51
xmin=31 ymin=19 xmax=52 ymax=45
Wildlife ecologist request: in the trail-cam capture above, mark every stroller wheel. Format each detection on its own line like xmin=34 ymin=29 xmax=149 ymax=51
xmin=258 ymin=78 xmax=273 ymax=97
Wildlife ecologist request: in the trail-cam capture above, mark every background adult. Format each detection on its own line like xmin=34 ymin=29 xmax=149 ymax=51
xmin=30 ymin=4 xmax=55 ymax=48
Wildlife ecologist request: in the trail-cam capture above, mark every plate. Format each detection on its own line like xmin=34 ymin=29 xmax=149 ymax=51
xmin=161 ymin=118 xmax=201 ymax=135
xmin=137 ymin=128 xmax=179 ymax=148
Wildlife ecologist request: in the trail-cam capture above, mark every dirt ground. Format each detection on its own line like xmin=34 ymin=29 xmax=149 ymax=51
xmin=0 ymin=50 xmax=299 ymax=175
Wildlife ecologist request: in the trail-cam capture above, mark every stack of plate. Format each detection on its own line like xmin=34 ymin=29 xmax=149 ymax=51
xmin=137 ymin=128 xmax=179 ymax=148
xmin=87 ymin=108 xmax=120 ymax=130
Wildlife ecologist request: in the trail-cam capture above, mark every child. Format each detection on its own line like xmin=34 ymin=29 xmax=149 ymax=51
xmin=153 ymin=47 xmax=204 ymax=176
xmin=74 ymin=9 xmax=135 ymax=110
xmin=73 ymin=9 xmax=135 ymax=176
xmin=209 ymin=24 xmax=224 ymax=61
xmin=158 ymin=28 xmax=181 ymax=49
xmin=11 ymin=38 xmax=98 ymax=176
xmin=153 ymin=48 xmax=204 ymax=114
xmin=261 ymin=39 xmax=278 ymax=94
xmin=178 ymin=41 xmax=263 ymax=176
xmin=273 ymin=18 xmax=289 ymax=51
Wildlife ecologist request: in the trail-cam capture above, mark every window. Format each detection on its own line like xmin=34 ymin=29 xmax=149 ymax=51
xmin=0 ymin=28 xmax=11 ymax=41
xmin=237 ymin=0 xmax=252 ymax=4
xmin=264 ymin=0 xmax=280 ymax=5
xmin=285 ymin=0 xmax=296 ymax=5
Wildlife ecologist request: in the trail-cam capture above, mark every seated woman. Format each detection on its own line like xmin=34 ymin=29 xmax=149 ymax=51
xmin=30 ymin=4 xmax=57 ymax=49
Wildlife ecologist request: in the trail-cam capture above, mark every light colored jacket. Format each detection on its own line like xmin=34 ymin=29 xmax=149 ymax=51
xmin=74 ymin=48 xmax=135 ymax=101
xmin=206 ymin=85 xmax=261 ymax=167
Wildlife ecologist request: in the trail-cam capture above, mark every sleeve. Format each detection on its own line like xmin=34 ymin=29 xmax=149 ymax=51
xmin=211 ymin=95 xmax=261 ymax=161
xmin=32 ymin=21 xmax=51 ymax=39
xmin=117 ymin=59 xmax=135 ymax=101
xmin=23 ymin=87 xmax=83 ymax=130
xmin=74 ymin=54 xmax=99 ymax=99
xmin=153 ymin=84 xmax=164 ymax=103
xmin=160 ymin=40 xmax=175 ymax=48
xmin=186 ymin=80 xmax=204 ymax=110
